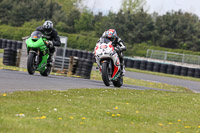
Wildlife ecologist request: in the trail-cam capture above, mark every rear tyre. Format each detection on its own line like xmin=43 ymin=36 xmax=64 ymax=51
xmin=27 ymin=52 xmax=37 ymax=75
xmin=40 ymin=65 xmax=51 ymax=76
xmin=112 ymin=77 xmax=123 ymax=87
xmin=102 ymin=62 xmax=110 ymax=86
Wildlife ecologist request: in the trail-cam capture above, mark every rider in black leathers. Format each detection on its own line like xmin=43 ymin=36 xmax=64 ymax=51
xmin=99 ymin=29 xmax=126 ymax=75
xmin=36 ymin=20 xmax=61 ymax=64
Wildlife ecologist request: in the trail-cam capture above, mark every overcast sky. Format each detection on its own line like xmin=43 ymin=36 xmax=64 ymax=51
xmin=82 ymin=0 xmax=200 ymax=17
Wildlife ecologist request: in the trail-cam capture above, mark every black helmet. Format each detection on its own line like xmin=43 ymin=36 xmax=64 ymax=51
xmin=43 ymin=20 xmax=53 ymax=35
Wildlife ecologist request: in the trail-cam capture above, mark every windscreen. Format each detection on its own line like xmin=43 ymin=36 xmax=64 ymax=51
xmin=31 ymin=31 xmax=43 ymax=40
xmin=99 ymin=37 xmax=111 ymax=44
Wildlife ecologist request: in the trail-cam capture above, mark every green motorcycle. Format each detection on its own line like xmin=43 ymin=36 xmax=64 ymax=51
xmin=26 ymin=31 xmax=51 ymax=76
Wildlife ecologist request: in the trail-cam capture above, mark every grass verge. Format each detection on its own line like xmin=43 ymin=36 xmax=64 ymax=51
xmin=0 ymin=89 xmax=200 ymax=133
xmin=91 ymin=70 xmax=191 ymax=93
xmin=126 ymin=68 xmax=200 ymax=82
xmin=0 ymin=49 xmax=4 ymax=53
xmin=0 ymin=58 xmax=27 ymax=71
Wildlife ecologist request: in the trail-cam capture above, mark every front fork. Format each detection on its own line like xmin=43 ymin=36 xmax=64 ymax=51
xmin=108 ymin=61 xmax=113 ymax=76
xmin=101 ymin=60 xmax=113 ymax=79
xmin=28 ymin=50 xmax=41 ymax=68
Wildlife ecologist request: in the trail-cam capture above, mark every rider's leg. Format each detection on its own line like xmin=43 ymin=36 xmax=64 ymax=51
xmin=118 ymin=52 xmax=126 ymax=76
xmin=48 ymin=46 xmax=55 ymax=64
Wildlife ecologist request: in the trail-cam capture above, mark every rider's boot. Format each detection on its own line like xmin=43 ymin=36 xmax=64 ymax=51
xmin=47 ymin=53 xmax=54 ymax=67
xmin=121 ymin=64 xmax=126 ymax=76
xmin=120 ymin=60 xmax=126 ymax=76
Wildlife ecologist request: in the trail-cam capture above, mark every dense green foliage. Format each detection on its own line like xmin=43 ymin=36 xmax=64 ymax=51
xmin=0 ymin=0 xmax=200 ymax=56
xmin=0 ymin=25 xmax=98 ymax=52
xmin=154 ymin=11 xmax=200 ymax=50
xmin=1 ymin=25 xmax=200 ymax=57
xmin=0 ymin=0 xmax=65 ymax=26
xmin=0 ymin=25 xmax=33 ymax=40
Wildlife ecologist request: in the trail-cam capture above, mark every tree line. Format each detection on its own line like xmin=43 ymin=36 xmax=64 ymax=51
xmin=0 ymin=0 xmax=200 ymax=51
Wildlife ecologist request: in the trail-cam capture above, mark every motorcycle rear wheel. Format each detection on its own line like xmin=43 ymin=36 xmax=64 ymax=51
xmin=112 ymin=77 xmax=123 ymax=87
xmin=27 ymin=52 xmax=36 ymax=75
xmin=102 ymin=62 xmax=110 ymax=86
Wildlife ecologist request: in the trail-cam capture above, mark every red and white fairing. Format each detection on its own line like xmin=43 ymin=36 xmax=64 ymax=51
xmin=94 ymin=41 xmax=121 ymax=79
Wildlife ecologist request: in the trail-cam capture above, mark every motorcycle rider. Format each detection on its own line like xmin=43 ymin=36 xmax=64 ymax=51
xmin=99 ymin=29 xmax=126 ymax=75
xmin=36 ymin=20 xmax=61 ymax=65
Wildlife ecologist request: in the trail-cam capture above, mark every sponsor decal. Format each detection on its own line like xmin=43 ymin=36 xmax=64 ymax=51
xmin=112 ymin=65 xmax=119 ymax=78
xmin=109 ymin=44 xmax=114 ymax=51
xmin=100 ymin=45 xmax=107 ymax=49
xmin=116 ymin=58 xmax=120 ymax=65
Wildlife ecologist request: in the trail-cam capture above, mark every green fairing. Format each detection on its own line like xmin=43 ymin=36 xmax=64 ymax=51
xmin=36 ymin=54 xmax=49 ymax=72
xmin=26 ymin=36 xmax=49 ymax=73
xmin=26 ymin=38 xmax=47 ymax=51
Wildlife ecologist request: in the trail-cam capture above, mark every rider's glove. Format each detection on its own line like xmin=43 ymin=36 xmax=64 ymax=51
xmin=47 ymin=41 xmax=54 ymax=49
xmin=115 ymin=46 xmax=121 ymax=52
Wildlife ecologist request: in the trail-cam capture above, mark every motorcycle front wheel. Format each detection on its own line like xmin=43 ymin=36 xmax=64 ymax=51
xmin=27 ymin=52 xmax=37 ymax=75
xmin=102 ymin=62 xmax=111 ymax=86
xmin=40 ymin=65 xmax=51 ymax=76
xmin=112 ymin=77 xmax=123 ymax=87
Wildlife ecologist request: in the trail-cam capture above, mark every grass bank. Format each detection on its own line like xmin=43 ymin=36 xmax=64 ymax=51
xmin=0 ymin=49 xmax=3 ymax=53
xmin=0 ymin=89 xmax=200 ymax=133
xmin=126 ymin=68 xmax=200 ymax=82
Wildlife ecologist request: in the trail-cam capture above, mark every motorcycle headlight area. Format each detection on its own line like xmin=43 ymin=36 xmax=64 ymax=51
xmin=104 ymin=48 xmax=113 ymax=54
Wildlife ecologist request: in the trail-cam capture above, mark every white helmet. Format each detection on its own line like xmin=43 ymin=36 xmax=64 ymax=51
xmin=43 ymin=20 xmax=53 ymax=35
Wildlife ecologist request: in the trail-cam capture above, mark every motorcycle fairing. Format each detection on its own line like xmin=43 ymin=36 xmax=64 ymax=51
xmin=36 ymin=53 xmax=49 ymax=72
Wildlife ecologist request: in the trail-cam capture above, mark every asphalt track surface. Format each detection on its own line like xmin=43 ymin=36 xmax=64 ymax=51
xmin=0 ymin=69 xmax=167 ymax=93
xmin=0 ymin=51 xmax=199 ymax=93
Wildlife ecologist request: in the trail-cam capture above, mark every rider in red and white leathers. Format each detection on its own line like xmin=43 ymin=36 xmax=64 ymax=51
xmin=98 ymin=29 xmax=126 ymax=75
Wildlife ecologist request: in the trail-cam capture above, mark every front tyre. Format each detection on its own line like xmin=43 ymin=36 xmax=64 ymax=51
xmin=27 ymin=52 xmax=37 ymax=75
xmin=102 ymin=62 xmax=110 ymax=86
xmin=40 ymin=65 xmax=51 ymax=76
xmin=112 ymin=77 xmax=123 ymax=87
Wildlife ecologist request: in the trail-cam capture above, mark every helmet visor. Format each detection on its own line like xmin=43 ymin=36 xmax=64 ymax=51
xmin=44 ymin=28 xmax=52 ymax=34
xmin=100 ymin=37 xmax=111 ymax=44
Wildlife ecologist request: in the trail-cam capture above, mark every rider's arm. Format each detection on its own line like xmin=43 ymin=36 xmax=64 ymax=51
xmin=117 ymin=38 xmax=126 ymax=51
xmin=36 ymin=26 xmax=43 ymax=32
xmin=52 ymin=29 xmax=61 ymax=47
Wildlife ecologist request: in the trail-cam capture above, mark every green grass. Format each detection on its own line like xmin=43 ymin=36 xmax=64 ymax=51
xmin=91 ymin=70 xmax=191 ymax=93
xmin=126 ymin=68 xmax=200 ymax=82
xmin=0 ymin=89 xmax=200 ymax=133
xmin=0 ymin=49 xmax=4 ymax=53
xmin=0 ymin=56 xmax=198 ymax=132
xmin=0 ymin=58 xmax=27 ymax=72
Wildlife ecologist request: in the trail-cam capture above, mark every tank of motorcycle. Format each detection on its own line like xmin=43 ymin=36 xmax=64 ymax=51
xmin=26 ymin=37 xmax=47 ymax=51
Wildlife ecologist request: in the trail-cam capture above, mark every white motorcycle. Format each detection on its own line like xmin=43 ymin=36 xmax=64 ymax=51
xmin=94 ymin=38 xmax=123 ymax=87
